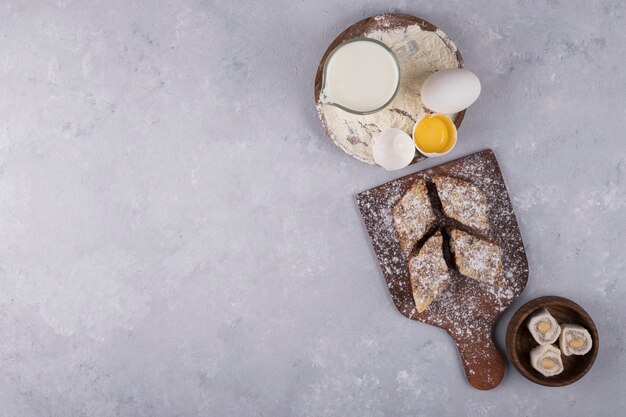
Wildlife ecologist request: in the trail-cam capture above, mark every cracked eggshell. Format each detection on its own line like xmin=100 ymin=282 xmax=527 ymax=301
xmin=372 ymin=128 xmax=415 ymax=171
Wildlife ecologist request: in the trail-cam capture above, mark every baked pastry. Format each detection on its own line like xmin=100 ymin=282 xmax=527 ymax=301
xmin=559 ymin=324 xmax=593 ymax=356
xmin=408 ymin=231 xmax=450 ymax=313
xmin=433 ymin=175 xmax=490 ymax=232
xmin=449 ymin=229 xmax=505 ymax=287
xmin=530 ymin=344 xmax=564 ymax=377
xmin=527 ymin=308 xmax=561 ymax=345
xmin=392 ymin=178 xmax=436 ymax=254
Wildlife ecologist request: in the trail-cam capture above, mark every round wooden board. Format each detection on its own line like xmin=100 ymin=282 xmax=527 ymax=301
xmin=505 ymin=296 xmax=599 ymax=387
xmin=315 ymin=13 xmax=465 ymax=165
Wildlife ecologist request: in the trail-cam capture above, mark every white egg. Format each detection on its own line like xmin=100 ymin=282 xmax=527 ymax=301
xmin=421 ymin=69 xmax=481 ymax=114
xmin=373 ymin=128 xmax=415 ymax=171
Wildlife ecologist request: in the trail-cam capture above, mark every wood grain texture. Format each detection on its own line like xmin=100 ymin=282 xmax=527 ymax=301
xmin=505 ymin=296 xmax=599 ymax=387
xmin=356 ymin=150 xmax=529 ymax=390
xmin=314 ymin=13 xmax=465 ymax=165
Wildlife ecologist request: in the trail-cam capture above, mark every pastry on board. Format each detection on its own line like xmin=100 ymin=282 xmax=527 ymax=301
xmin=392 ymin=178 xmax=436 ymax=254
xmin=408 ymin=231 xmax=450 ymax=313
xmin=449 ymin=229 xmax=505 ymax=287
xmin=433 ymin=174 xmax=490 ymax=232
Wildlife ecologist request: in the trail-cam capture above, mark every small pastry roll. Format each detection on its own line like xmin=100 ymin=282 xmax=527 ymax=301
xmin=559 ymin=324 xmax=593 ymax=356
xmin=530 ymin=344 xmax=564 ymax=377
xmin=527 ymin=308 xmax=561 ymax=345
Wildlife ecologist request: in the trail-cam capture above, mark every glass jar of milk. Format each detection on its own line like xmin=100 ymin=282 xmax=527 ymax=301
xmin=320 ymin=38 xmax=418 ymax=114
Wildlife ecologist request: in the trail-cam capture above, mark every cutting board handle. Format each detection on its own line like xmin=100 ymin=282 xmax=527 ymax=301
xmin=448 ymin=323 xmax=505 ymax=390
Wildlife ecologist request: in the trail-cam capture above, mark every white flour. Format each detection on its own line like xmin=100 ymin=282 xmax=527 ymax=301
xmin=318 ymin=24 xmax=461 ymax=164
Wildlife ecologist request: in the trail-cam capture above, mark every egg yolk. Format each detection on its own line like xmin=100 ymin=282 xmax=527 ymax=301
xmin=413 ymin=115 xmax=452 ymax=153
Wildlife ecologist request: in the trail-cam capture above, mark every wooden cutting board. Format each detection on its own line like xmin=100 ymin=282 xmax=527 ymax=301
xmin=356 ymin=150 xmax=528 ymax=390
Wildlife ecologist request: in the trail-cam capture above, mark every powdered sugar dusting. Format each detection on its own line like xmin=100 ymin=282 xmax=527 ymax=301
xmin=450 ymin=229 xmax=505 ymax=287
xmin=409 ymin=232 xmax=450 ymax=312
xmin=392 ymin=178 xmax=435 ymax=253
xmin=434 ymin=175 xmax=490 ymax=232
xmin=356 ymin=150 xmax=529 ymax=386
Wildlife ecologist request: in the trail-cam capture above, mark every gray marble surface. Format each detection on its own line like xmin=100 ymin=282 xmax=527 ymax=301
xmin=1 ymin=0 xmax=624 ymax=415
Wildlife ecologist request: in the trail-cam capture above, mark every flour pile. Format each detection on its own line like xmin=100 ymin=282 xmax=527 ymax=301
xmin=318 ymin=24 xmax=461 ymax=164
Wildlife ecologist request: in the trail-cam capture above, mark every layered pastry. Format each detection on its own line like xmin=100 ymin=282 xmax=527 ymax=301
xmin=449 ymin=229 xmax=505 ymax=287
xmin=433 ymin=175 xmax=490 ymax=232
xmin=408 ymin=231 xmax=451 ymax=313
xmin=559 ymin=324 xmax=593 ymax=356
xmin=530 ymin=344 xmax=564 ymax=377
xmin=527 ymin=308 xmax=561 ymax=345
xmin=392 ymin=178 xmax=435 ymax=254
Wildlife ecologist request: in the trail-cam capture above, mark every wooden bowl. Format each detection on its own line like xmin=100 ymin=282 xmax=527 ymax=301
xmin=505 ymin=296 xmax=599 ymax=387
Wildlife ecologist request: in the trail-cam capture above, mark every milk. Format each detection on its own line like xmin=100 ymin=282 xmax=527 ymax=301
xmin=321 ymin=40 xmax=399 ymax=113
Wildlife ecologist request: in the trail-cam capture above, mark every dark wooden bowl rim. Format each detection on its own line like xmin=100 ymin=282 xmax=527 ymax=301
xmin=505 ymin=296 xmax=599 ymax=387
xmin=314 ymin=13 xmax=466 ymax=164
